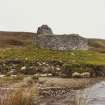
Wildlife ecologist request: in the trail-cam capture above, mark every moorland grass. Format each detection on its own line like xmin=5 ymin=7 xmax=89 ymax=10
xmin=0 ymin=46 xmax=105 ymax=65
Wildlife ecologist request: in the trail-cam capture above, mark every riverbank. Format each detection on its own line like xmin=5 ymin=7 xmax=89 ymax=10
xmin=38 ymin=77 xmax=103 ymax=89
xmin=0 ymin=76 xmax=104 ymax=105
xmin=36 ymin=77 xmax=105 ymax=105
xmin=0 ymin=76 xmax=102 ymax=89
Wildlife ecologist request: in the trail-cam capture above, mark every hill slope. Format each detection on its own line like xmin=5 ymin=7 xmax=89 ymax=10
xmin=0 ymin=31 xmax=35 ymax=48
xmin=0 ymin=31 xmax=104 ymax=65
xmin=88 ymin=38 xmax=105 ymax=53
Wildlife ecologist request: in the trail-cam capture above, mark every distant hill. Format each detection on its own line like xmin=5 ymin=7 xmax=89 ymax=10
xmin=0 ymin=31 xmax=35 ymax=48
xmin=88 ymin=38 xmax=105 ymax=53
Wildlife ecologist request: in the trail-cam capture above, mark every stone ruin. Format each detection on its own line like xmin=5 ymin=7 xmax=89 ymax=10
xmin=34 ymin=25 xmax=88 ymax=51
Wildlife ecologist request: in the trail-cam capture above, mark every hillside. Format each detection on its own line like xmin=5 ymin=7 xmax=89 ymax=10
xmin=88 ymin=38 xmax=105 ymax=53
xmin=0 ymin=31 xmax=105 ymax=77
xmin=0 ymin=31 xmax=35 ymax=48
xmin=0 ymin=31 xmax=104 ymax=64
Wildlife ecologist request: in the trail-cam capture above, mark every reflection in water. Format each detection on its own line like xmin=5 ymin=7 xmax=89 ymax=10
xmin=77 ymin=81 xmax=105 ymax=105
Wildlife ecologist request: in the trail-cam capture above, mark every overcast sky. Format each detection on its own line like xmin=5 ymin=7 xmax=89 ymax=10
xmin=0 ymin=0 xmax=105 ymax=39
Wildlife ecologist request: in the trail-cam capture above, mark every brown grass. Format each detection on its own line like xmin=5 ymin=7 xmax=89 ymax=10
xmin=0 ymin=87 xmax=37 ymax=105
xmin=39 ymin=77 xmax=101 ymax=89
xmin=0 ymin=31 xmax=35 ymax=48
xmin=0 ymin=76 xmax=39 ymax=105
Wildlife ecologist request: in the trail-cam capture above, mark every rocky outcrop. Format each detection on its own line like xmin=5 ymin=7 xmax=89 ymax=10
xmin=1 ymin=59 xmax=105 ymax=78
xmin=37 ymin=25 xmax=53 ymax=35
xmin=35 ymin=34 xmax=88 ymax=50
xmin=34 ymin=25 xmax=88 ymax=51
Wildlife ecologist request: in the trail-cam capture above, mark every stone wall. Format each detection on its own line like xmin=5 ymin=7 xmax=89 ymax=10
xmin=34 ymin=34 xmax=88 ymax=51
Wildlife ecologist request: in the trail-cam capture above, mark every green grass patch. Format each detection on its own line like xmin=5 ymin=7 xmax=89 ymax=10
xmin=0 ymin=46 xmax=105 ymax=65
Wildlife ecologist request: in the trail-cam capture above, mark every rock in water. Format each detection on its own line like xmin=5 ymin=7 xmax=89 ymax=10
xmin=37 ymin=25 xmax=53 ymax=35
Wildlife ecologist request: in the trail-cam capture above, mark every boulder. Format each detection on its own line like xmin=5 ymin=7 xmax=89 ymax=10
xmin=72 ymin=72 xmax=81 ymax=78
xmin=37 ymin=25 xmax=53 ymax=35
xmin=80 ymin=72 xmax=90 ymax=78
xmin=11 ymin=75 xmax=17 ymax=77
xmin=0 ymin=75 xmax=5 ymax=78
xmin=21 ymin=66 xmax=26 ymax=71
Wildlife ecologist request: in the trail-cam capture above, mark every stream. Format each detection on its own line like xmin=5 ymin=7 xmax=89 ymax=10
xmin=77 ymin=81 xmax=105 ymax=105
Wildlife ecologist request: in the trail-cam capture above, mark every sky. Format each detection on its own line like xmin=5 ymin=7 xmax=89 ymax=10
xmin=0 ymin=0 xmax=105 ymax=39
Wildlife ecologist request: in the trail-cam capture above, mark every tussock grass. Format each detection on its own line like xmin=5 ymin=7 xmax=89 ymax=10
xmin=0 ymin=76 xmax=24 ymax=87
xmin=0 ymin=87 xmax=38 ymax=105
xmin=1 ymin=76 xmax=39 ymax=104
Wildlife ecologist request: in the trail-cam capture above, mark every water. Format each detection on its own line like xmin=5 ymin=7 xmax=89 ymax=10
xmin=78 ymin=81 xmax=105 ymax=105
